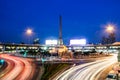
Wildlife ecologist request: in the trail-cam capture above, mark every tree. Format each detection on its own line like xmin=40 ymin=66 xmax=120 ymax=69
xmin=108 ymin=33 xmax=116 ymax=44
xmin=101 ymin=36 xmax=109 ymax=44
xmin=20 ymin=42 xmax=25 ymax=44
xmin=101 ymin=33 xmax=116 ymax=44
xmin=33 ymin=38 xmax=40 ymax=44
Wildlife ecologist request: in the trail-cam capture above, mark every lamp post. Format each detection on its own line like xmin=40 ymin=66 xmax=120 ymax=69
xmin=26 ymin=29 xmax=33 ymax=44
xmin=106 ymin=24 xmax=115 ymax=33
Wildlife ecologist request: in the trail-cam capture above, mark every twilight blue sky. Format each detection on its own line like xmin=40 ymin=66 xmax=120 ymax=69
xmin=0 ymin=0 xmax=120 ymax=44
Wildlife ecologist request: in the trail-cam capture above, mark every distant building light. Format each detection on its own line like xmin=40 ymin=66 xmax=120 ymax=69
xmin=70 ymin=39 xmax=86 ymax=45
xmin=43 ymin=46 xmax=47 ymax=50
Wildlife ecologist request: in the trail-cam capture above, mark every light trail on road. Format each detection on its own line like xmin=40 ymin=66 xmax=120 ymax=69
xmin=0 ymin=54 xmax=23 ymax=80
xmin=15 ymin=57 xmax=33 ymax=80
xmin=55 ymin=54 xmax=117 ymax=80
xmin=0 ymin=54 xmax=34 ymax=80
xmin=0 ymin=58 xmax=15 ymax=78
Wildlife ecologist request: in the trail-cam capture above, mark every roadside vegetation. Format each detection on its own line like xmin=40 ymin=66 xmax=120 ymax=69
xmin=41 ymin=63 xmax=71 ymax=80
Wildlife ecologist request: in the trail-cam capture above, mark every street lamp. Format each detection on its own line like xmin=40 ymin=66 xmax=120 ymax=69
xmin=106 ymin=24 xmax=115 ymax=33
xmin=26 ymin=29 xmax=33 ymax=44
xmin=104 ymin=24 xmax=116 ymax=44
xmin=26 ymin=29 xmax=33 ymax=35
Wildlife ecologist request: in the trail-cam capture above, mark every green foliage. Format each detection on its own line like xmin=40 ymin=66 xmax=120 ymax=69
xmin=41 ymin=64 xmax=69 ymax=80
xmin=101 ymin=33 xmax=116 ymax=44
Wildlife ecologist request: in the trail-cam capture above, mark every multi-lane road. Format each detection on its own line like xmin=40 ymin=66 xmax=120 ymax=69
xmin=0 ymin=54 xmax=35 ymax=80
xmin=0 ymin=53 xmax=118 ymax=80
xmin=55 ymin=54 xmax=117 ymax=80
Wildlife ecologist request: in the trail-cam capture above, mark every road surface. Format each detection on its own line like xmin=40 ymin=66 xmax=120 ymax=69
xmin=55 ymin=54 xmax=117 ymax=80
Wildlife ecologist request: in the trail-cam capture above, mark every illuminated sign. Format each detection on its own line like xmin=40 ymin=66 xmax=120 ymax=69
xmin=45 ymin=40 xmax=57 ymax=45
xmin=70 ymin=39 xmax=86 ymax=45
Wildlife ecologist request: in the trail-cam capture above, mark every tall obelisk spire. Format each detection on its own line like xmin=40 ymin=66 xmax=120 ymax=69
xmin=58 ymin=15 xmax=63 ymax=45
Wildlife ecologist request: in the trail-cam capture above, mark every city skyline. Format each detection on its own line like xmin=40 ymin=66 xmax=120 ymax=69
xmin=1 ymin=0 xmax=120 ymax=80
xmin=0 ymin=0 xmax=120 ymax=44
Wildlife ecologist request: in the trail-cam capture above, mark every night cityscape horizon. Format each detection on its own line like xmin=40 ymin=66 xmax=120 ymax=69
xmin=1 ymin=0 xmax=120 ymax=80
xmin=0 ymin=0 xmax=120 ymax=44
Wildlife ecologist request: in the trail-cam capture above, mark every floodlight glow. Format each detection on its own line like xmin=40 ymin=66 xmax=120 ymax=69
xmin=26 ymin=29 xmax=32 ymax=35
xmin=70 ymin=39 xmax=86 ymax=45
xmin=45 ymin=40 xmax=57 ymax=45
xmin=106 ymin=24 xmax=115 ymax=33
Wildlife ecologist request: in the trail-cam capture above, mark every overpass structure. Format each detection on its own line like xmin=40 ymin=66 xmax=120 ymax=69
xmin=0 ymin=43 xmax=120 ymax=51
xmin=0 ymin=43 xmax=120 ymax=61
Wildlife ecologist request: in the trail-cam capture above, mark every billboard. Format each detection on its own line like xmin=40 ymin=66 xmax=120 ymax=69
xmin=70 ymin=39 xmax=86 ymax=45
xmin=45 ymin=40 xmax=57 ymax=45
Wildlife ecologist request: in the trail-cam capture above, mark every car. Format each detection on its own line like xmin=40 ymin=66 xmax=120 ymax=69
xmin=106 ymin=73 xmax=117 ymax=80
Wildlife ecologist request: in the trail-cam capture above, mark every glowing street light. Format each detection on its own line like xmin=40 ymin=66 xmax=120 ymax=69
xmin=26 ymin=29 xmax=33 ymax=36
xmin=106 ymin=24 xmax=115 ymax=33
xmin=26 ymin=28 xmax=33 ymax=44
xmin=104 ymin=24 xmax=116 ymax=44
